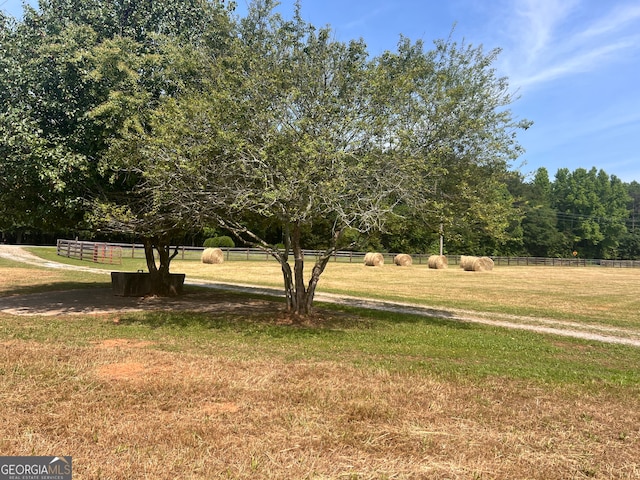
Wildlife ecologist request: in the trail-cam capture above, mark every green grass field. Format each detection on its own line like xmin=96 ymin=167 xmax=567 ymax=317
xmin=31 ymin=246 xmax=640 ymax=329
xmin=0 ymin=248 xmax=638 ymax=478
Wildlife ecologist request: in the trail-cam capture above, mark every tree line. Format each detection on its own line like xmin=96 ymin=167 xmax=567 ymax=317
xmin=0 ymin=0 xmax=636 ymax=311
xmin=508 ymin=167 xmax=639 ymax=261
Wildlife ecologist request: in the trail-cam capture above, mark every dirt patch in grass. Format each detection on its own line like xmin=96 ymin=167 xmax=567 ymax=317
xmin=93 ymin=339 xmax=157 ymax=349
xmin=96 ymin=362 xmax=147 ymax=380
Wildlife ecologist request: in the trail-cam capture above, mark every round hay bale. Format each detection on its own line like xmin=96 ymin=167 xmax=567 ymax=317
xmin=394 ymin=253 xmax=413 ymax=266
xmin=471 ymin=256 xmax=494 ymax=272
xmin=364 ymin=252 xmax=384 ymax=267
xmin=201 ymin=247 xmax=224 ymax=264
xmin=427 ymin=255 xmax=448 ymax=269
xmin=460 ymin=255 xmax=477 ymax=270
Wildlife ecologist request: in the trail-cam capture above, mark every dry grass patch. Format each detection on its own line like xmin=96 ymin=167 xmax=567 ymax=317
xmin=93 ymin=339 xmax=156 ymax=349
xmin=0 ymin=266 xmax=62 ymax=292
xmin=0 ymin=263 xmax=108 ymax=296
xmin=0 ymin=336 xmax=638 ymax=479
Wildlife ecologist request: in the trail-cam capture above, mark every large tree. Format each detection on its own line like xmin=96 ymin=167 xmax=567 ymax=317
xmin=0 ymin=14 xmax=95 ymax=241
xmin=1 ymin=0 xmax=233 ymax=291
xmin=373 ymin=34 xmax=531 ymax=256
xmin=86 ymin=1 xmax=234 ymax=294
xmin=552 ymin=167 xmax=630 ymax=258
xmin=117 ymin=1 xmax=405 ymax=310
xmin=519 ymin=168 xmax=565 ymax=257
xmin=125 ymin=0 xmax=530 ymax=313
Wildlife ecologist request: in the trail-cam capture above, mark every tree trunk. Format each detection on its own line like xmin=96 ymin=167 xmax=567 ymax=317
xmin=304 ymin=254 xmax=332 ymax=313
xmin=275 ymin=223 xmax=337 ymax=316
xmin=275 ymin=224 xmax=311 ymax=316
xmin=223 ymin=220 xmax=336 ymax=317
xmin=142 ymin=236 xmax=181 ymax=296
xmin=291 ymin=225 xmax=307 ymax=315
xmin=281 ymin=260 xmax=295 ymax=311
xmin=278 ymin=225 xmax=295 ymax=311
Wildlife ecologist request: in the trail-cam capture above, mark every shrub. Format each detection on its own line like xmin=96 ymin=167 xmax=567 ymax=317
xmin=203 ymin=236 xmax=235 ymax=248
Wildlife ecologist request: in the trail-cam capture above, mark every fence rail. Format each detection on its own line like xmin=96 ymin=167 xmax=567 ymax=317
xmin=56 ymin=239 xmax=122 ymax=265
xmin=55 ymin=240 xmax=640 ymax=268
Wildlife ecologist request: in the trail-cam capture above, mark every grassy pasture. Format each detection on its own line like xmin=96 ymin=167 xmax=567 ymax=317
xmin=31 ymin=246 xmax=640 ymax=329
xmin=174 ymin=259 xmax=640 ymax=329
xmin=0 ymin=250 xmax=639 ymax=478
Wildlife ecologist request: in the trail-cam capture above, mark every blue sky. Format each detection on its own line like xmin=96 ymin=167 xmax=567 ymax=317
xmin=3 ymin=0 xmax=640 ymax=183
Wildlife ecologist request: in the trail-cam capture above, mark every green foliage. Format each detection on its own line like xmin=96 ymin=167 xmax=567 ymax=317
xmin=0 ymin=19 xmax=96 ymax=236
xmin=619 ymin=181 xmax=640 ymax=259
xmin=0 ymin=0 xmax=234 ymax=246
xmin=203 ymin=236 xmax=235 ymax=248
xmin=505 ymin=167 xmax=634 ymax=259
xmin=32 ymin=0 xmax=230 ymax=44
xmin=515 ymin=168 xmax=565 ymax=257
xmin=126 ymin=2 xmax=531 ymax=312
xmin=551 ymin=167 xmax=630 ymax=259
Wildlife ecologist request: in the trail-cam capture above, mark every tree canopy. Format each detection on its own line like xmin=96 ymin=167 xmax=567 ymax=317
xmin=110 ymin=0 xmax=532 ymax=312
xmin=0 ymin=0 xmax=233 ymax=289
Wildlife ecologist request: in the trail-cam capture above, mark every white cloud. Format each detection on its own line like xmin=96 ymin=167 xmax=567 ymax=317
xmin=511 ymin=0 xmax=579 ymax=64
xmin=499 ymin=0 xmax=640 ymax=90
xmin=515 ymin=37 xmax=638 ymax=86
xmin=576 ymin=4 xmax=640 ymax=40
xmin=340 ymin=6 xmax=390 ymax=30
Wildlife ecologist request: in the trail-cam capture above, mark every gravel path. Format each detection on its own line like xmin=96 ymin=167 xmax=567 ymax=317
xmin=1 ymin=245 xmax=639 ymax=347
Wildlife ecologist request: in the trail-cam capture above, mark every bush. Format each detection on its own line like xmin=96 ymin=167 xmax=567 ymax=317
xmin=203 ymin=236 xmax=235 ymax=248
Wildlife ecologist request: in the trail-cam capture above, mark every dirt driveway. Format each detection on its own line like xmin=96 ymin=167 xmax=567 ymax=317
xmin=1 ymin=245 xmax=639 ymax=347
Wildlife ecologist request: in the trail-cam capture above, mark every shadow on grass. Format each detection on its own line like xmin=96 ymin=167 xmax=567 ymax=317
xmin=116 ymin=298 xmax=475 ymax=340
xmin=318 ymin=302 xmax=475 ymax=330
xmin=116 ymin=309 xmax=350 ymax=339
xmin=0 ymin=281 xmax=111 ymax=297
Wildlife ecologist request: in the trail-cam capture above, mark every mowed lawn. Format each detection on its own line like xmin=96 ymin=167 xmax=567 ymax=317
xmin=0 ymin=251 xmax=639 ymax=479
xmin=173 ymin=258 xmax=640 ymax=329
xmin=31 ymin=246 xmax=640 ymax=328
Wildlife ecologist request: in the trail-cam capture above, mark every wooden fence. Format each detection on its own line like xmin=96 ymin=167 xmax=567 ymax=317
xmin=56 ymin=239 xmax=122 ymax=265
xmin=55 ymin=240 xmax=640 ymax=268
